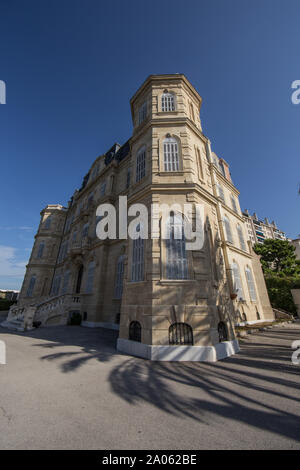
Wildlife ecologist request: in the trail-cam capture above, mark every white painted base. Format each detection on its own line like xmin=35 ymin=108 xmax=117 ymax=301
xmin=236 ymin=319 xmax=274 ymax=327
xmin=81 ymin=321 xmax=120 ymax=331
xmin=117 ymin=338 xmax=240 ymax=362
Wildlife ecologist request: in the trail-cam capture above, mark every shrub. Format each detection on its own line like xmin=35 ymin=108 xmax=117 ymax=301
xmin=265 ymin=275 xmax=298 ymax=315
xmin=0 ymin=299 xmax=16 ymax=311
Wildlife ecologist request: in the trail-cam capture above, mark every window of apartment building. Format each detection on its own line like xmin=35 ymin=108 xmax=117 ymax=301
xmin=51 ymin=275 xmax=61 ymax=296
xmin=85 ymin=261 xmax=95 ymax=294
xmin=165 ymin=213 xmax=188 ymax=280
xmin=196 ymin=147 xmax=204 ymax=180
xmin=231 ymin=195 xmax=238 ymax=213
xmin=219 ymin=161 xmax=226 ymax=178
xmin=100 ymin=180 xmax=106 ymax=196
xmin=136 ymin=146 xmax=146 ymax=182
xmin=163 ymin=137 xmax=179 ymax=172
xmin=61 ymin=270 xmax=70 ymax=295
xmin=44 ymin=216 xmax=52 ymax=229
xmin=217 ymin=183 xmax=225 ymax=203
xmin=237 ymin=224 xmax=246 ymax=251
xmin=245 ymin=266 xmax=257 ymax=302
xmin=131 ymin=225 xmax=144 ymax=282
xmin=138 ymin=101 xmax=147 ymax=124
xmin=223 ymin=215 xmax=233 ymax=243
xmin=87 ymin=192 xmax=94 ymax=207
xmin=37 ymin=242 xmax=45 ymax=259
xmin=169 ymin=322 xmax=193 ymax=345
xmin=231 ymin=262 xmax=245 ymax=300
xmin=162 ymin=92 xmax=175 ymax=112
xmin=126 ymin=168 xmax=131 ymax=189
xmin=114 ymin=255 xmax=124 ymax=299
xmin=26 ymin=275 xmax=36 ymax=297
xmin=82 ymin=223 xmax=89 ymax=238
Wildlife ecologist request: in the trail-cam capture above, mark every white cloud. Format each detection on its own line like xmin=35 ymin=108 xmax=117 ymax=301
xmin=0 ymin=245 xmax=28 ymax=289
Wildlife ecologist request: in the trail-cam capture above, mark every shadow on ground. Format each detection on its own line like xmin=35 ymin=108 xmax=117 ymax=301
xmin=1 ymin=323 xmax=300 ymax=443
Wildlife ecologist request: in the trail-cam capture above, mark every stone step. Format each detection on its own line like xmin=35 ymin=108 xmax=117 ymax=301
xmin=0 ymin=320 xmax=25 ymax=331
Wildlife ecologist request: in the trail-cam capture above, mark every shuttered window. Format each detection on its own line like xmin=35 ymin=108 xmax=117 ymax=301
xmin=231 ymin=262 xmax=245 ymax=300
xmin=162 ymin=93 xmax=175 ymax=112
xmin=166 ymin=213 xmax=188 ymax=280
xmin=223 ymin=216 xmax=233 ymax=243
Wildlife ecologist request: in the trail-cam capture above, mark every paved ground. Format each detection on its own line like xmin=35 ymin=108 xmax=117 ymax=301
xmin=0 ymin=321 xmax=299 ymax=450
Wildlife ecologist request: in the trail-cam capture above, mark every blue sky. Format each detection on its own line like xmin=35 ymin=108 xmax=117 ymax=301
xmin=0 ymin=0 xmax=299 ymax=290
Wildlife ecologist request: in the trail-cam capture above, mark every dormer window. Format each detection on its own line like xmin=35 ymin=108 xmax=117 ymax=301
xmin=162 ymin=92 xmax=175 ymax=112
xmin=138 ymin=101 xmax=147 ymax=124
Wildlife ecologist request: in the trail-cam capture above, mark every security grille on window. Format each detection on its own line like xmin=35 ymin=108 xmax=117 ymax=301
xmin=163 ymin=137 xmax=179 ymax=171
xmin=37 ymin=242 xmax=45 ymax=259
xmin=136 ymin=147 xmax=146 ymax=182
xmin=169 ymin=323 xmax=193 ymax=345
xmin=26 ymin=275 xmax=36 ymax=297
xmin=166 ymin=213 xmax=188 ymax=279
xmin=231 ymin=262 xmax=245 ymax=300
xmin=129 ymin=321 xmax=141 ymax=342
xmin=162 ymin=93 xmax=175 ymax=112
xmin=115 ymin=255 xmax=124 ymax=299
xmin=218 ymin=321 xmax=228 ymax=342
xmin=131 ymin=225 xmax=144 ymax=282
xmin=237 ymin=224 xmax=246 ymax=251
xmin=245 ymin=266 xmax=257 ymax=301
xmin=223 ymin=216 xmax=233 ymax=243
xmin=85 ymin=261 xmax=95 ymax=294
xmin=138 ymin=102 xmax=147 ymax=124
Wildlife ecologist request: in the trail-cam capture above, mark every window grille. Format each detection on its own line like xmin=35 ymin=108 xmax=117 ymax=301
xmin=169 ymin=323 xmax=193 ymax=345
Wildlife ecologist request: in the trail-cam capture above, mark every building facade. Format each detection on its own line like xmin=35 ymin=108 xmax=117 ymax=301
xmin=3 ymin=74 xmax=274 ymax=360
xmin=242 ymin=210 xmax=288 ymax=245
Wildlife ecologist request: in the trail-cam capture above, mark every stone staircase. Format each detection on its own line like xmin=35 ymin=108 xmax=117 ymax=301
xmin=1 ymin=294 xmax=81 ymax=331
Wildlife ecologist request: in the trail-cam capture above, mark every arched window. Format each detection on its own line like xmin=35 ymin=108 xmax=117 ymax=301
xmin=166 ymin=213 xmax=188 ymax=279
xmin=169 ymin=323 xmax=193 ymax=345
xmin=129 ymin=321 xmax=141 ymax=342
xmin=231 ymin=262 xmax=245 ymax=300
xmin=44 ymin=216 xmax=52 ymax=229
xmin=76 ymin=265 xmax=83 ymax=293
xmin=223 ymin=216 xmax=233 ymax=243
xmin=217 ymin=183 xmax=225 ymax=202
xmin=131 ymin=225 xmax=144 ymax=282
xmin=61 ymin=270 xmax=70 ymax=295
xmin=37 ymin=242 xmax=45 ymax=259
xmin=136 ymin=146 xmax=146 ymax=182
xmin=231 ymin=195 xmax=238 ymax=213
xmin=163 ymin=137 xmax=179 ymax=171
xmin=162 ymin=92 xmax=175 ymax=112
xmin=115 ymin=255 xmax=124 ymax=299
xmin=218 ymin=321 xmax=228 ymax=342
xmin=26 ymin=275 xmax=36 ymax=297
xmin=85 ymin=261 xmax=95 ymax=294
xmin=245 ymin=266 xmax=257 ymax=301
xmin=237 ymin=224 xmax=246 ymax=251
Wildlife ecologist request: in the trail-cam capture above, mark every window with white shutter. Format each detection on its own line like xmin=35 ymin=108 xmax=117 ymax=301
xmin=163 ymin=137 xmax=179 ymax=172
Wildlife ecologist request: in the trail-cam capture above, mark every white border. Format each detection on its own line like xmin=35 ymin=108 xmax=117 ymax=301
xmin=117 ymin=338 xmax=240 ymax=362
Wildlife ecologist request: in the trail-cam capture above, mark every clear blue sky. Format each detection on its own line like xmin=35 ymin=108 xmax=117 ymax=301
xmin=0 ymin=0 xmax=299 ymax=289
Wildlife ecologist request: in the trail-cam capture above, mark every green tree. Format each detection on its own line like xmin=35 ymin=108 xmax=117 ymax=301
xmin=253 ymin=239 xmax=299 ymax=275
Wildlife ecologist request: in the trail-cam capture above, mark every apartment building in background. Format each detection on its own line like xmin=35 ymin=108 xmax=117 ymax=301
xmin=242 ymin=210 xmax=289 ymax=245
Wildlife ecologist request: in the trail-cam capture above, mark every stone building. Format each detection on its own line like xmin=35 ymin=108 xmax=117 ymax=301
xmin=3 ymin=74 xmax=274 ymax=360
